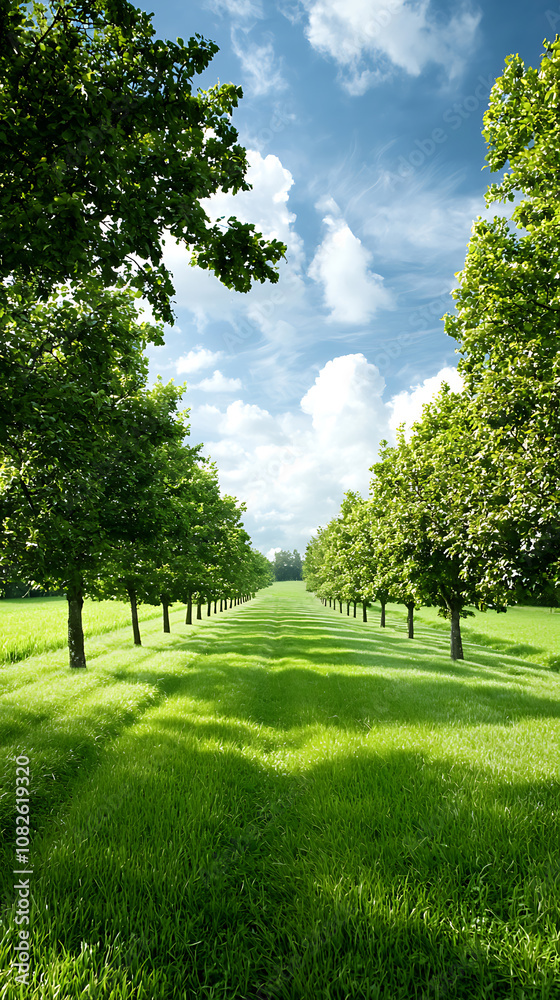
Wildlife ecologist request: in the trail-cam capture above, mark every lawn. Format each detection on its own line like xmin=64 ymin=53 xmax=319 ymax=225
xmin=374 ymin=601 xmax=560 ymax=668
xmin=0 ymin=596 xmax=182 ymax=665
xmin=0 ymin=582 xmax=559 ymax=999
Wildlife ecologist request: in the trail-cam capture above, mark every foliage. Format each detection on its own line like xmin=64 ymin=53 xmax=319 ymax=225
xmin=272 ymin=548 xmax=302 ymax=581
xmin=0 ymin=0 xmax=285 ymax=321
xmin=444 ymin=35 xmax=560 ymax=603
xmin=0 ymin=282 xmax=182 ymax=593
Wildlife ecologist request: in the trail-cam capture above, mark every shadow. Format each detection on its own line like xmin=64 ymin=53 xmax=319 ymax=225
xmin=377 ymin=603 xmax=551 ymax=665
xmin=24 ymin=714 xmax=560 ymax=1000
xmin=2 ymin=587 xmax=560 ymax=999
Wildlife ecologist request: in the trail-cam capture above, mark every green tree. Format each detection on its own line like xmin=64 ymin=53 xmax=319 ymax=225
xmin=444 ymin=36 xmax=560 ymax=601
xmin=0 ymin=0 xmax=285 ymax=321
xmin=0 ymin=280 xmax=184 ymax=667
xmin=273 ymin=549 xmax=302 ymax=581
xmin=370 ymin=389 xmax=506 ymax=660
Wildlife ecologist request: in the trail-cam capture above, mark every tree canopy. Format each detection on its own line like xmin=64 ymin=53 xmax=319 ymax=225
xmin=0 ymin=0 xmax=285 ymax=321
xmin=444 ymin=34 xmax=560 ymax=603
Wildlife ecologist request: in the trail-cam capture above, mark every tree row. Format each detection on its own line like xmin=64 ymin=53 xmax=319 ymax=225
xmin=304 ymin=36 xmax=560 ymax=659
xmin=0 ymin=279 xmax=273 ymax=668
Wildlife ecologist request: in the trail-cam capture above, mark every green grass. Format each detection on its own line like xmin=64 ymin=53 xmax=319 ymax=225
xmin=1 ymin=582 xmax=559 ymax=999
xmin=0 ymin=596 xmax=181 ymax=665
xmin=374 ymin=601 xmax=560 ymax=668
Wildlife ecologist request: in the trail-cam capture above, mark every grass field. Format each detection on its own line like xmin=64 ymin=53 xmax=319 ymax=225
xmin=378 ymin=601 xmax=560 ymax=668
xmin=0 ymin=597 xmax=182 ymax=665
xmin=1 ymin=582 xmax=559 ymax=999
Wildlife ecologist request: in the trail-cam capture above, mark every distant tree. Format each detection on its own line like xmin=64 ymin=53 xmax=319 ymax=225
xmin=0 ymin=0 xmax=285 ymax=321
xmin=273 ymin=549 xmax=302 ymax=581
xmin=249 ymin=551 xmax=275 ymax=590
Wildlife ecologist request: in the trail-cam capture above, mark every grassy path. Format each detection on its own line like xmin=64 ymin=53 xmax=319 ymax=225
xmin=1 ymin=582 xmax=560 ymax=998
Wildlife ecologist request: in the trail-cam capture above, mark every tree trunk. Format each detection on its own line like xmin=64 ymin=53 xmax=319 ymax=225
xmin=406 ymin=601 xmax=414 ymax=639
xmin=450 ymin=606 xmax=464 ymax=660
xmin=362 ymin=602 xmax=367 ymax=623
xmin=380 ymin=601 xmax=386 ymax=628
xmin=346 ymin=602 xmax=350 ymax=615
xmin=128 ymin=587 xmax=142 ymax=646
xmin=230 ymin=598 xmax=233 ymax=608
xmin=207 ymin=601 xmax=211 ymax=616
xmin=162 ymin=600 xmax=170 ymax=634
xmin=339 ymin=600 xmax=342 ymax=613
xmin=67 ymin=585 xmax=86 ymax=669
xmin=353 ymin=601 xmax=356 ymax=618
xmin=185 ymin=596 xmax=192 ymax=625
xmin=196 ymin=602 xmax=202 ymax=620
xmin=214 ymin=601 xmax=217 ymax=613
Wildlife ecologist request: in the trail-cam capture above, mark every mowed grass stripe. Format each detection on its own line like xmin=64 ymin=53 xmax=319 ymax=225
xmin=1 ymin=582 xmax=559 ymax=999
xmin=0 ymin=597 xmax=185 ymax=665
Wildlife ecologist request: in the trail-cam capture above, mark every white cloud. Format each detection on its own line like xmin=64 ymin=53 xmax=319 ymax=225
xmin=266 ymin=547 xmax=282 ymax=561
xmin=176 ymin=347 xmax=223 ymax=375
xmin=191 ymin=370 xmax=243 ymax=393
xmin=205 ymin=0 xmax=263 ymax=19
xmin=232 ymin=32 xmax=287 ymax=96
xmin=300 ymin=0 xmax=481 ymax=93
xmin=190 ymin=354 xmax=461 ymax=554
xmin=308 ymin=214 xmax=392 ymax=323
xmin=161 ymin=151 xmax=305 ymax=342
xmin=388 ymin=365 xmax=464 ymax=435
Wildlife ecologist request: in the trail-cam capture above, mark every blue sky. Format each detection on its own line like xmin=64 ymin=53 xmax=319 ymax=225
xmin=138 ymin=0 xmax=557 ymax=558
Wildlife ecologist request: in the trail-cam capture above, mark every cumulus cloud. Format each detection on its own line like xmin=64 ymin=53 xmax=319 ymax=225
xmin=191 ymin=370 xmax=243 ymax=393
xmin=388 ymin=365 xmax=464 ymax=435
xmin=309 ymin=214 xmax=392 ymax=323
xmin=176 ymin=347 xmax=223 ymax=375
xmin=190 ymin=353 xmax=462 ymax=554
xmin=161 ymin=150 xmax=305 ymax=341
xmin=300 ymin=0 xmax=481 ymax=93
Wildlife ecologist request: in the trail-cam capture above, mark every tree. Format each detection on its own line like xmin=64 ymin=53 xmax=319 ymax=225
xmin=0 ymin=0 xmax=285 ymax=321
xmin=273 ymin=550 xmax=302 ymax=581
xmin=444 ymin=36 xmax=560 ymax=601
xmin=247 ymin=550 xmax=275 ymax=592
xmin=370 ymin=388 xmax=507 ymax=660
xmin=0 ymin=280 xmax=185 ymax=667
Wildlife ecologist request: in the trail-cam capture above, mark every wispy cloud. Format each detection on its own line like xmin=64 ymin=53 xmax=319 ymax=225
xmin=232 ymin=31 xmax=287 ymax=96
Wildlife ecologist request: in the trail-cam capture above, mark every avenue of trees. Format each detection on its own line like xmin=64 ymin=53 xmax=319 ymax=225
xmin=304 ymin=36 xmax=560 ymax=660
xmin=0 ymin=0 xmax=281 ymax=667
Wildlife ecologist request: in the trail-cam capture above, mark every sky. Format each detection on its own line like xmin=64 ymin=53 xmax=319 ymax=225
xmin=137 ymin=0 xmax=558 ymax=560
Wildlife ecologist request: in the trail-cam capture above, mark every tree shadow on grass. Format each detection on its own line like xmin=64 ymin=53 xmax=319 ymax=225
xmin=25 ymin=714 xmax=560 ymax=999
xmin=141 ymin=659 xmax=560 ymax=732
